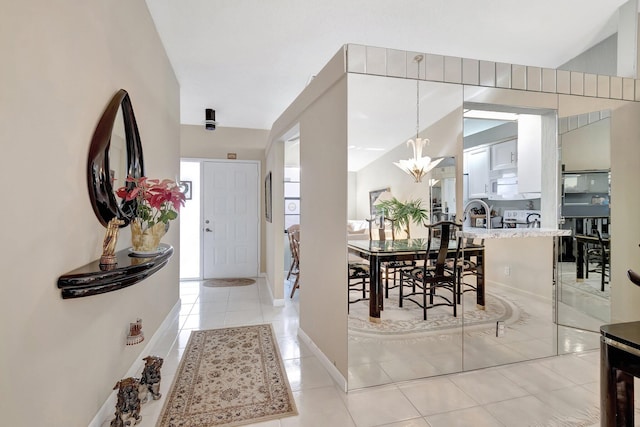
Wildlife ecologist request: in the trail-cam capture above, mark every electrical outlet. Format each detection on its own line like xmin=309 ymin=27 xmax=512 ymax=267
xmin=496 ymin=321 xmax=505 ymax=337
xmin=504 ymin=266 xmax=511 ymax=276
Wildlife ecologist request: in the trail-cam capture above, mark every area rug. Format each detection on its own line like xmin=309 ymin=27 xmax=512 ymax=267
xmin=203 ymin=278 xmax=256 ymax=287
xmin=156 ymin=324 xmax=297 ymax=427
xmin=348 ymin=289 xmax=525 ymax=338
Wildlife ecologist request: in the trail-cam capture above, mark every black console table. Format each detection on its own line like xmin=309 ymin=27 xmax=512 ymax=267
xmin=600 ymin=321 xmax=640 ymax=426
xmin=57 ymin=245 xmax=173 ymax=299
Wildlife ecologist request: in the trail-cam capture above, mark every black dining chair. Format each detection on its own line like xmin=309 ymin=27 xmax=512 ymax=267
xmin=348 ymin=261 xmax=370 ymax=311
xmin=366 ymin=217 xmax=415 ymax=298
xmin=586 ymin=229 xmax=610 ymax=291
xmin=446 ymin=237 xmax=484 ymax=304
xmin=399 ymin=220 xmax=462 ymax=320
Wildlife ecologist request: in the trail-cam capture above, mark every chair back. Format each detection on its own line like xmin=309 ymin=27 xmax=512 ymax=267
xmin=425 ymin=220 xmax=462 ymax=277
xmin=366 ymin=217 xmax=397 ymax=241
xmin=287 ymin=224 xmax=300 ymax=262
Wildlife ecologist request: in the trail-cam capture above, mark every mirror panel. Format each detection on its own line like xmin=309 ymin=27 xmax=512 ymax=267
xmin=87 ymin=89 xmax=144 ymax=227
xmin=347 ymin=74 xmax=463 ymax=390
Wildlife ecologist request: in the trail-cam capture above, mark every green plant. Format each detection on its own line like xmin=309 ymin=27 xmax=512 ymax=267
xmin=374 ymin=197 xmax=428 ymax=238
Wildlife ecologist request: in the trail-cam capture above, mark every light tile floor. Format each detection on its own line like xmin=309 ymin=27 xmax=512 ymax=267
xmin=123 ymin=277 xmax=637 ymax=427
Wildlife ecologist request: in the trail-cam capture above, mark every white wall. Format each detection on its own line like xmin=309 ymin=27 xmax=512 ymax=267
xmin=561 ymin=118 xmax=611 ymax=170
xmin=267 ymin=47 xmax=349 ymax=380
xmin=0 ymin=2 xmax=180 ymax=425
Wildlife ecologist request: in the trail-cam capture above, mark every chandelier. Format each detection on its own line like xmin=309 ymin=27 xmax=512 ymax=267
xmin=393 ymin=54 xmax=443 ymax=183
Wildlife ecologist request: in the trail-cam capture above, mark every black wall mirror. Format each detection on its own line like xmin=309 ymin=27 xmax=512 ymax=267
xmin=87 ymin=89 xmax=144 ymax=227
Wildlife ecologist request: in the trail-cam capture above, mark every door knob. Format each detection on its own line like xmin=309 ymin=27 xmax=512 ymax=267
xmin=205 ymin=228 xmax=213 ymax=232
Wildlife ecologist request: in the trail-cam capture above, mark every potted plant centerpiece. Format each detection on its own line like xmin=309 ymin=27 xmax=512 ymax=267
xmin=116 ymin=176 xmax=186 ymax=252
xmin=374 ymin=197 xmax=429 ymax=239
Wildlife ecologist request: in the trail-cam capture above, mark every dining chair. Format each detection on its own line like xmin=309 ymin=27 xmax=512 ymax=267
xmin=348 ymin=261 xmax=370 ymax=311
xmin=366 ymin=217 xmax=415 ymax=298
xmin=399 ymin=220 xmax=462 ymax=320
xmin=286 ymin=224 xmax=300 ymax=282
xmin=586 ymin=229 xmax=609 ymax=291
xmin=287 ymin=225 xmax=301 ymax=298
xmin=446 ymin=237 xmax=484 ymax=304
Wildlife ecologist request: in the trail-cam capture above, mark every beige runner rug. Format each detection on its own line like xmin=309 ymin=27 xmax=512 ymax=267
xmin=156 ymin=324 xmax=297 ymax=427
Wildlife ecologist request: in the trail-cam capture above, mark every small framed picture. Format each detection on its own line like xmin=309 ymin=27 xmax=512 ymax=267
xmin=179 ymin=180 xmax=192 ymax=200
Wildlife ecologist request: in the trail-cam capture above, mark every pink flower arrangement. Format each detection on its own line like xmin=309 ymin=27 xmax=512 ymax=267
xmin=116 ymin=176 xmax=186 ymax=231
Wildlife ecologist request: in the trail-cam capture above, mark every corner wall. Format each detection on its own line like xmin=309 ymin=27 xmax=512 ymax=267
xmin=0 ymin=2 xmax=180 ymax=425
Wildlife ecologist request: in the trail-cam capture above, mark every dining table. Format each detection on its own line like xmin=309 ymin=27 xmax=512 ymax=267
xmin=347 ymin=238 xmax=485 ymax=323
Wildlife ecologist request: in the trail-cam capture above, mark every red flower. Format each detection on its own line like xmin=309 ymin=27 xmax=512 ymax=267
xmin=115 ymin=176 xmax=186 ymax=231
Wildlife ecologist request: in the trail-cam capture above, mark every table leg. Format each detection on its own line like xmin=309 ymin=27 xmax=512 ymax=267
xmin=601 ymin=339 xmax=635 ymax=426
xmin=476 ymin=249 xmax=485 ymax=309
xmin=576 ymin=239 xmax=585 ymax=282
xmin=369 ymin=255 xmax=381 ymax=323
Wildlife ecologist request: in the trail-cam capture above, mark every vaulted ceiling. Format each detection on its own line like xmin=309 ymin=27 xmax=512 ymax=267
xmin=146 ymin=0 xmax=628 ymax=131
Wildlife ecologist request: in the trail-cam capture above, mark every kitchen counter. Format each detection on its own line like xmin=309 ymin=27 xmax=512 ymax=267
xmin=458 ymin=227 xmax=572 ymax=239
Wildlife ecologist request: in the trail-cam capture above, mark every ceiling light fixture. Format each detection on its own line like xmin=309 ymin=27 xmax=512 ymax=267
xmin=393 ymin=54 xmax=443 ymax=183
xmin=205 ymin=108 xmax=217 ymax=131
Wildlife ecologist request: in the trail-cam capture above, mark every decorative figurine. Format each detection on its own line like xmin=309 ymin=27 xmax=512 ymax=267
xmin=140 ymin=355 xmax=163 ymax=400
xmin=111 ymin=377 xmax=142 ymax=426
xmin=126 ymin=318 xmax=144 ymax=346
xmin=101 ymin=218 xmax=125 ymax=267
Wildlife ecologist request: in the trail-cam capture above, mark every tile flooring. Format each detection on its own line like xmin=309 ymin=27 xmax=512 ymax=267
xmin=123 ymin=277 xmax=634 ymax=427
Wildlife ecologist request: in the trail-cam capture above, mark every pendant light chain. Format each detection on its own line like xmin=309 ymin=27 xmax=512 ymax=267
xmin=414 ymin=54 xmax=423 ymax=141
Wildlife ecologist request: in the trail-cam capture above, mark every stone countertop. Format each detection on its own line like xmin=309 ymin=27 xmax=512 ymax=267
xmin=458 ymin=227 xmax=572 ymax=239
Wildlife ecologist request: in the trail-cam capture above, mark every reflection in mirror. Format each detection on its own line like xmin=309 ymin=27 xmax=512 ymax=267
xmin=347 ymin=74 xmax=463 ymax=390
xmin=429 ymin=157 xmax=456 ymax=223
xmin=557 ymin=109 xmax=612 ymax=336
xmin=88 ymin=89 xmax=144 ymax=227
xmin=461 ymin=100 xmax=560 ymax=372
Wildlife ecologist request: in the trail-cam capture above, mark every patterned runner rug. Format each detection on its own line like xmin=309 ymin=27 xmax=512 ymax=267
xmin=156 ymin=324 xmax=297 ymax=427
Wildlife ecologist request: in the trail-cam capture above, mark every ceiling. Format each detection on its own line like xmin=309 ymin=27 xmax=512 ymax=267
xmin=145 ymin=0 xmax=629 ymax=169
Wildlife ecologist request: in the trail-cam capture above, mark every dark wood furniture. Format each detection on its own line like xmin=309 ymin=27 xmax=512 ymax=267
xmin=348 ymin=238 xmax=484 ymax=322
xmin=399 ymin=221 xmax=462 ymax=319
xmin=575 ymin=233 xmax=610 ymax=291
xmin=57 ymin=245 xmax=173 ymax=299
xmin=600 ymin=321 xmax=640 ymax=426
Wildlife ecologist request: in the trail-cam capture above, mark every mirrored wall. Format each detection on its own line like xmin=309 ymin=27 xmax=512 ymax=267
xmin=346 ymin=72 xmax=634 ymax=389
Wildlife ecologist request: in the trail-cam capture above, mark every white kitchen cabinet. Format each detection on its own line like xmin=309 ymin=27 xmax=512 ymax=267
xmin=517 ymin=114 xmax=542 ymax=193
xmin=491 ymin=139 xmax=517 ymax=171
xmin=467 ymin=146 xmax=490 ymax=198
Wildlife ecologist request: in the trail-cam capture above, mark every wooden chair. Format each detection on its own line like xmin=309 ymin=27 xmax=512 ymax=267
xmin=399 ymin=221 xmax=462 ymax=320
xmin=287 ymin=225 xmax=301 ymax=298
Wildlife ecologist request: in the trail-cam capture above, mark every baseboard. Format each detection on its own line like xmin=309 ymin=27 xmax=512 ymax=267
xmin=88 ymin=300 xmax=181 ymax=427
xmin=297 ymin=327 xmax=347 ymax=392
xmin=264 ymin=274 xmax=285 ymax=307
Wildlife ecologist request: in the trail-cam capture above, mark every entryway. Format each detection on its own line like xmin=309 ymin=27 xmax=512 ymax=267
xmin=179 ymin=159 xmax=260 ymax=279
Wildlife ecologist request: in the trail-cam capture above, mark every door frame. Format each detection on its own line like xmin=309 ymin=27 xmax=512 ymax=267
xmin=181 ymin=158 xmax=261 ymax=280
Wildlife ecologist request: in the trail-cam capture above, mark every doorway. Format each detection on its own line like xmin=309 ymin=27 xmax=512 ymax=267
xmin=179 ymin=160 xmax=260 ymax=279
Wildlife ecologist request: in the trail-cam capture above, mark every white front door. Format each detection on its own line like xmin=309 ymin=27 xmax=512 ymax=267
xmin=203 ymin=161 xmax=259 ymax=278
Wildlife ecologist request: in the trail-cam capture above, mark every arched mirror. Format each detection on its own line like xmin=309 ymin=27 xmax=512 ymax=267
xmin=87 ymin=89 xmax=144 ymax=227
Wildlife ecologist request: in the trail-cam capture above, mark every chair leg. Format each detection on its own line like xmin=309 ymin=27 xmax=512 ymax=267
xmin=422 ymin=284 xmax=427 ymax=321
xmin=399 ymin=276 xmax=404 ymax=307
xmin=290 ymin=274 xmax=299 ymax=298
